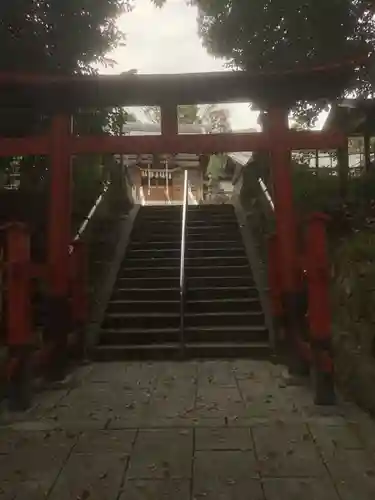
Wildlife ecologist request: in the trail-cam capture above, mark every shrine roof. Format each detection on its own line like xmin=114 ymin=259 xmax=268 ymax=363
xmin=325 ymin=99 xmax=375 ymax=134
xmin=0 ymin=62 xmax=358 ymax=111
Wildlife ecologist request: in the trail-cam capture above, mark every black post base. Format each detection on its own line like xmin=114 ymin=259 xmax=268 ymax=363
xmin=71 ymin=327 xmax=86 ymax=361
xmin=311 ymin=343 xmax=336 ymax=406
xmin=312 ymin=368 xmax=336 ymax=406
xmin=7 ymin=348 xmax=32 ymax=412
xmin=282 ymin=291 xmax=310 ymax=376
xmin=44 ymin=295 xmax=71 ymax=382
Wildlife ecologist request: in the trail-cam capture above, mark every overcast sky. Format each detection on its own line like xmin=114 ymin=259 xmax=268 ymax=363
xmin=101 ymin=0 xmax=260 ymax=130
xmin=102 ymin=0 xmax=326 ymax=130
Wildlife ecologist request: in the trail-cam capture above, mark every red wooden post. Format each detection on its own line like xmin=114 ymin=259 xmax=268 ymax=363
xmin=306 ymin=212 xmax=335 ymax=405
xmin=45 ymin=113 xmax=73 ymax=380
xmin=5 ymin=223 xmax=33 ymax=409
xmin=267 ymin=234 xmax=285 ymax=345
xmin=267 ymin=107 xmax=306 ymax=373
xmin=70 ymin=240 xmax=88 ymax=359
xmin=267 ymin=108 xmax=299 ymax=293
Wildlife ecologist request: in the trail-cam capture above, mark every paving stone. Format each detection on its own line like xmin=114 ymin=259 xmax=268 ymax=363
xmin=28 ymin=389 xmax=71 ymax=417
xmin=237 ymin=381 xmax=280 ymax=401
xmin=301 ymin=403 xmax=348 ymax=420
xmin=237 ymin=382 xmax=303 ymax=420
xmin=322 ymin=448 xmax=375 ymax=479
xmin=109 ymin=395 xmax=155 ymax=428
xmin=197 ymin=361 xmax=237 ymax=387
xmin=127 ymin=429 xmax=193 ymax=479
xmin=11 ymin=429 xmax=78 ymax=454
xmin=46 ymin=399 xmax=114 ymax=422
xmin=309 ymin=423 xmax=364 ymax=454
xmin=350 ymin=413 xmax=375 ymax=453
xmin=115 ymin=416 xmax=227 ymax=429
xmin=252 ymin=422 xmax=326 ymax=477
xmin=2 ymin=360 xmax=375 ymax=500
xmin=0 ymin=431 xmax=75 ymax=492
xmin=156 ymin=362 xmax=198 ymax=385
xmin=193 ymin=478 xmax=264 ymax=500
xmin=335 ymin=475 xmax=375 ymax=500
xmin=5 ymin=420 xmax=61 ymax=432
xmin=123 ymin=363 xmax=162 ymax=389
xmin=0 ymin=479 xmax=53 ymax=500
xmin=193 ymin=451 xmax=262 ymax=499
xmin=193 ymin=450 xmax=259 ymax=483
xmin=74 ymin=429 xmax=136 ymax=454
xmin=232 ymin=360 xmax=277 ymax=382
xmin=0 ymin=429 xmax=23 ymax=454
xmin=262 ymin=478 xmax=339 ymax=500
xmin=195 ymin=387 xmax=246 ymax=419
xmin=40 ymin=416 xmax=110 ymax=431
xmin=119 ymin=479 xmax=191 ymax=500
xmin=195 ymin=427 xmax=253 ymax=451
xmin=148 ymin=390 xmax=196 ymax=420
xmin=49 ymin=453 xmax=127 ymax=500
xmin=85 ymin=362 xmax=129 ymax=383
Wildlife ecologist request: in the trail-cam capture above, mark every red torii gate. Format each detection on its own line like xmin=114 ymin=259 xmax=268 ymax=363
xmin=0 ymin=110 xmax=344 ymax=316
xmin=0 ymin=63 xmax=355 ymax=400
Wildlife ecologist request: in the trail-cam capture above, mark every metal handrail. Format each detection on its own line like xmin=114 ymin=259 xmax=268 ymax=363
xmin=229 ymin=152 xmax=275 ymax=212
xmin=179 ymin=169 xmax=188 ymax=355
xmin=69 ymin=181 xmax=110 ymax=254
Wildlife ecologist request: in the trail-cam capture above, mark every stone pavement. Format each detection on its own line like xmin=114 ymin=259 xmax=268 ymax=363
xmin=1 ymin=360 xmax=375 ymax=499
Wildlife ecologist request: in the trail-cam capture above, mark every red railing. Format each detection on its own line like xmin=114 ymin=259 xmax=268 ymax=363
xmin=0 ymin=185 xmax=109 ymax=409
xmin=267 ymin=213 xmax=335 ymax=405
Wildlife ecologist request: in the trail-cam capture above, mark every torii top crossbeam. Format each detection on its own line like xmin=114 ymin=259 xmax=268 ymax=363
xmin=0 ymin=61 xmax=357 ymax=110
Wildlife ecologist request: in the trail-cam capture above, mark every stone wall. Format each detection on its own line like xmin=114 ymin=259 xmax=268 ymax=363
xmin=331 ymin=231 xmax=375 ymax=414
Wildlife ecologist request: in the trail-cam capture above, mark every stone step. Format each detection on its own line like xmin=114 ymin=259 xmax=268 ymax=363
xmin=185 ymin=325 xmax=268 ymax=343
xmin=102 ymin=311 xmax=180 ymax=330
xmin=185 ymin=311 xmax=265 ymax=328
xmin=187 ymin=275 xmax=254 ymax=288
xmin=124 ymin=246 xmax=247 ymax=260
xmin=186 ymin=297 xmax=262 ymax=313
xmin=120 ymin=265 xmax=251 ymax=279
xmin=123 ymin=255 xmax=248 ymax=268
xmin=107 ymin=299 xmax=180 ymax=314
xmin=131 ymin=229 xmax=241 ymax=241
xmin=187 ymin=240 xmax=243 ymax=249
xmin=116 ymin=276 xmax=179 ymax=289
xmin=92 ymin=341 xmax=270 ymax=361
xmin=100 ymin=324 xmax=267 ymax=346
xmin=100 ymin=327 xmax=180 ymax=345
xmin=187 ymin=286 xmax=259 ymax=301
xmin=111 ymin=287 xmax=180 ymax=301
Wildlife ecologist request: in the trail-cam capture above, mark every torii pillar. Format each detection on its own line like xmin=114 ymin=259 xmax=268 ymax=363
xmin=45 ymin=113 xmax=73 ymax=380
xmin=265 ymin=106 xmax=305 ymax=372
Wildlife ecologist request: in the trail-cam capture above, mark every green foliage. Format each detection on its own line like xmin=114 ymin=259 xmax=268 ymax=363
xmin=143 ymin=103 xmax=231 ymax=131
xmin=333 ymin=230 xmax=375 ymax=348
xmin=291 ymin=163 xmax=341 ymax=214
xmin=105 ymin=108 xmax=137 ymax=135
xmin=179 ymin=104 xmax=202 ymax=124
xmin=201 ymin=104 xmax=231 ymax=132
xmin=143 ymin=104 xmax=202 ymax=125
xmin=0 ymin=1 xmax=131 ymax=138
xmin=0 ymin=1 xmax=133 ymax=197
xmin=143 ymin=106 xmax=162 ymax=124
xmin=0 ymin=1 xmax=130 ymax=74
xmin=154 ymin=0 xmax=375 ymax=124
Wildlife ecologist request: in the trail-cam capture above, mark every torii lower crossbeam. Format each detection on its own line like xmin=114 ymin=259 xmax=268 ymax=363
xmin=0 ymin=130 xmax=345 ymax=157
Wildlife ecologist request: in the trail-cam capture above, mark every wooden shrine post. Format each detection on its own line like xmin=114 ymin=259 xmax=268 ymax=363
xmin=161 ymin=103 xmax=178 ymax=137
xmin=45 ymin=113 xmax=73 ymax=380
xmin=266 ymin=106 xmax=304 ymax=372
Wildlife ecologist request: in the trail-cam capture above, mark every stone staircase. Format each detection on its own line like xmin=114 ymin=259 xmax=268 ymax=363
xmin=94 ymin=205 xmax=269 ymax=360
